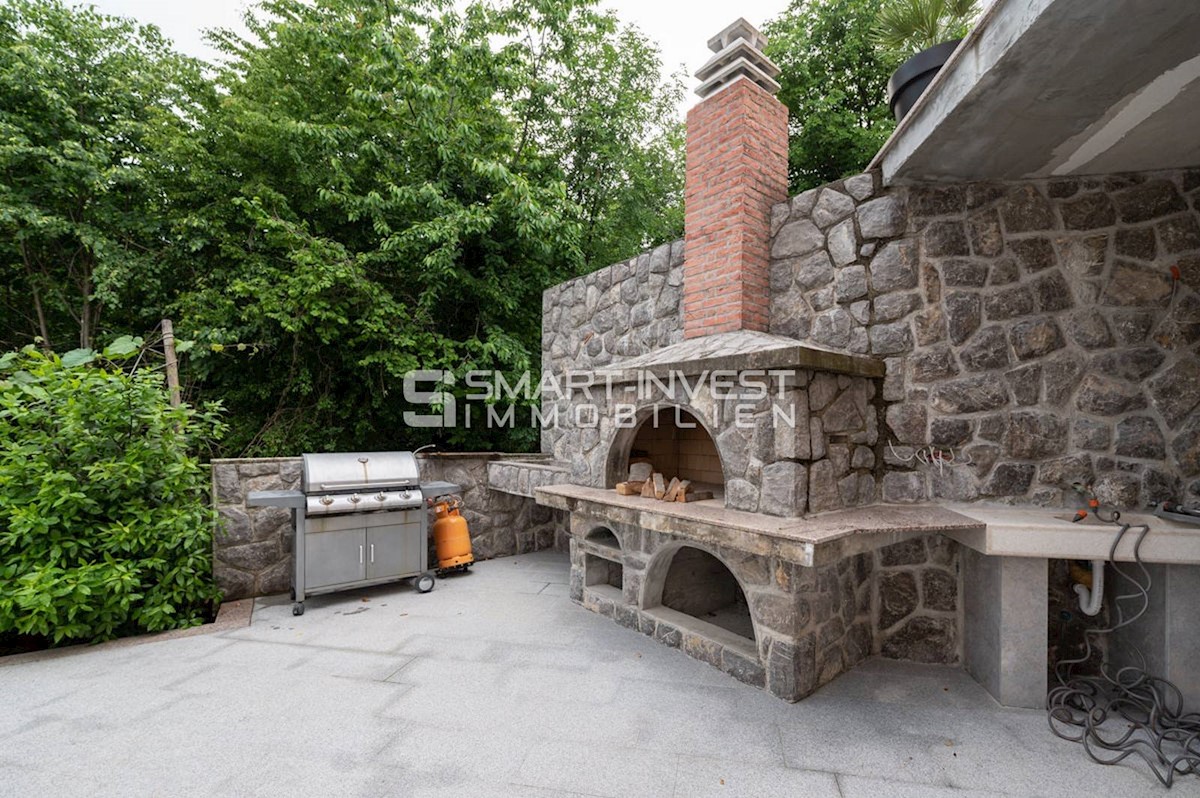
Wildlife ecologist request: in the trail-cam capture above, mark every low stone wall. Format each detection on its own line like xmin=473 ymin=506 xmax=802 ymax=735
xmin=210 ymin=452 xmax=565 ymax=601
xmin=211 ymin=457 xmax=301 ymax=601
xmin=487 ymin=457 xmax=571 ymax=498
xmin=417 ymin=453 xmax=567 ymax=558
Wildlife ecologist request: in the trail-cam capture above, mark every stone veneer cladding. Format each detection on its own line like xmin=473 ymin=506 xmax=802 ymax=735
xmin=567 ymin=515 xmax=961 ymax=700
xmin=540 ymin=240 xmax=685 ymax=470
xmin=768 ymin=168 xmax=1200 ymax=510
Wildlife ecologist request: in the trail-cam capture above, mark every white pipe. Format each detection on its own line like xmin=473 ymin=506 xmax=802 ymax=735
xmin=1073 ymin=560 xmax=1105 ymax=617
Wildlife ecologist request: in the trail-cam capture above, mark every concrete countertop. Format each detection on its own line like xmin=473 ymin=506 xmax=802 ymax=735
xmin=535 ymin=484 xmax=983 ymax=566
xmin=942 ymin=503 xmax=1200 ymax=564
xmin=535 ymin=485 xmax=1200 ymax=566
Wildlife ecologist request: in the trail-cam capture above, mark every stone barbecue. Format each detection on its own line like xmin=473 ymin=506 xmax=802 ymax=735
xmin=523 ymin=17 xmax=1200 ymax=705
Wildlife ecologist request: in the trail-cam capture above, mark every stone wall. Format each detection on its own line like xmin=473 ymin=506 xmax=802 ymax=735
xmin=211 ymin=457 xmax=301 ymax=600
xmin=768 ymin=168 xmax=1200 ymax=510
xmin=417 ymin=453 xmax=565 ymax=559
xmin=210 ymin=453 xmax=563 ymax=600
xmin=540 ymin=239 xmax=684 ymax=460
xmin=872 ymin=536 xmax=960 ymax=664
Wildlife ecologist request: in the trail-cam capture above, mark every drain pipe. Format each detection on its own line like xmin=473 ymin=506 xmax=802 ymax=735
xmin=1073 ymin=560 xmax=1105 ymax=616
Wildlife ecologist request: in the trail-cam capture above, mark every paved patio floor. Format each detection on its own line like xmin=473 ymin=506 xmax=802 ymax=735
xmin=2 ymin=550 xmax=1196 ymax=797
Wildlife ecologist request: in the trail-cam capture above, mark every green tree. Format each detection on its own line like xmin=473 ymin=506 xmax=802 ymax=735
xmin=165 ymin=0 xmax=684 ymax=456
xmin=504 ymin=11 xmax=685 ymax=268
xmin=765 ymin=0 xmax=902 ymax=193
xmin=0 ymin=0 xmax=210 ymax=351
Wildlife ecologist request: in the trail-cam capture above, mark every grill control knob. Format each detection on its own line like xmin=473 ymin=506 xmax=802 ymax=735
xmin=319 ymin=496 xmax=334 ymax=506
xmin=401 ymin=491 xmax=411 ymax=501
xmin=374 ymin=493 xmax=387 ymax=502
xmin=349 ymin=494 xmax=362 ymax=504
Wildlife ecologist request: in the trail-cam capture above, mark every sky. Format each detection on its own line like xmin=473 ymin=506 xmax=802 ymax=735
xmin=87 ymin=0 xmax=791 ymax=119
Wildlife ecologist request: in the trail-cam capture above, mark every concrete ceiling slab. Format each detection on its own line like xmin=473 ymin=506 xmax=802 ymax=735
xmin=874 ymin=0 xmax=1200 ymax=184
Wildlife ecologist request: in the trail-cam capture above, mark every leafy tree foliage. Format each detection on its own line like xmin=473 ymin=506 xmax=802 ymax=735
xmin=765 ymin=0 xmax=902 ymax=193
xmin=0 ymin=0 xmax=210 ymax=351
xmin=0 ymin=346 xmax=224 ymax=644
xmin=1 ymin=0 xmax=686 ymax=456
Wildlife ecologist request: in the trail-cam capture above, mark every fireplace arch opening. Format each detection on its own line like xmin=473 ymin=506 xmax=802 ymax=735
xmin=585 ymin=526 xmax=621 ymax=551
xmin=647 ymin=545 xmax=755 ymax=645
xmin=607 ymin=406 xmax=724 ymax=501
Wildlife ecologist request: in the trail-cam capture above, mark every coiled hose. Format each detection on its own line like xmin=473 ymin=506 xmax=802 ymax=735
xmin=1046 ymin=517 xmax=1200 ymax=787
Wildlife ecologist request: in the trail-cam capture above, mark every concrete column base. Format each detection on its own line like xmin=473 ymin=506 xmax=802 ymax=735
xmin=1108 ymin=562 xmax=1200 ymax=710
xmin=962 ymin=549 xmax=1047 ymax=709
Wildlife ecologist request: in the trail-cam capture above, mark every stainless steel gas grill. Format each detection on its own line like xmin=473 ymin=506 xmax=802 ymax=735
xmin=247 ymin=451 xmax=460 ymax=616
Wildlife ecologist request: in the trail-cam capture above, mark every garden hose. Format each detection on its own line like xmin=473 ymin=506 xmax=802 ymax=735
xmin=1046 ymin=519 xmax=1200 ymax=787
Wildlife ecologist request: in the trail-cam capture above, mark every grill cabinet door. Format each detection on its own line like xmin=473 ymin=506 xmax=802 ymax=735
xmin=366 ymin=516 xmax=424 ymax=580
xmin=305 ymin=527 xmax=367 ymax=588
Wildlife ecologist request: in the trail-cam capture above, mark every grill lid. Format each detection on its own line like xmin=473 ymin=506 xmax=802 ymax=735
xmin=302 ymin=451 xmax=420 ymax=494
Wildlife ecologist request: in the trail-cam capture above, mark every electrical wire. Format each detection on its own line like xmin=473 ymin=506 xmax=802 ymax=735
xmin=1046 ymin=518 xmax=1200 ymax=787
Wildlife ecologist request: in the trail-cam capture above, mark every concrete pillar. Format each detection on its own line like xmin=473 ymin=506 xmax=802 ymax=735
xmin=1108 ymin=563 xmax=1200 ymax=710
xmin=962 ymin=548 xmax=1048 ymax=709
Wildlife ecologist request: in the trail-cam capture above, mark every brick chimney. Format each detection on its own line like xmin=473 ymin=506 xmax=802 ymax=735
xmin=683 ymin=19 xmax=789 ymax=339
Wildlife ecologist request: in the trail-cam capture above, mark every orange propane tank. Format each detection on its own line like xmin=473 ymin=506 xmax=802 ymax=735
xmin=432 ymin=497 xmax=474 ymax=573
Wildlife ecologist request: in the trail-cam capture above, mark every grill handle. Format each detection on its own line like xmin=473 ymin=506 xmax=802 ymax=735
xmin=319 ymin=481 xmax=410 ymax=491
xmin=359 ymin=545 xmax=364 ymax=564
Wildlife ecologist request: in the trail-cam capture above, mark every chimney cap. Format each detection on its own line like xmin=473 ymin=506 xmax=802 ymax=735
xmin=706 ymin=17 xmax=768 ymax=53
xmin=695 ymin=18 xmax=781 ymax=99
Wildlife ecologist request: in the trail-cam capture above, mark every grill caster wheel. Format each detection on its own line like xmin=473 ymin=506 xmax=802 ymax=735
xmin=292 ymin=602 xmax=304 ymax=616
xmin=414 ymin=572 xmax=435 ymax=593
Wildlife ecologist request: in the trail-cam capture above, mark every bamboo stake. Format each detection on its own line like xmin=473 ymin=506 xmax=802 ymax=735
xmin=161 ymin=318 xmax=181 ymax=408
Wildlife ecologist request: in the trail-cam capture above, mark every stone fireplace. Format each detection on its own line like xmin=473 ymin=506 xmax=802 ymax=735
xmin=624 ymin=408 xmax=724 ymax=498
xmin=525 ymin=15 xmax=1200 ymax=707
xmin=531 ymin=19 xmax=976 ymax=701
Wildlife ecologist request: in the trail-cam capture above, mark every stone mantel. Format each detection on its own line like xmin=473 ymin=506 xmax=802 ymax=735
xmin=593 ymin=330 xmax=886 ymax=382
xmin=535 ymin=484 xmax=982 ymax=567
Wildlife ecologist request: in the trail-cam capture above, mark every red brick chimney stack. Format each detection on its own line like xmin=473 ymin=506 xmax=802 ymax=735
xmin=683 ymin=19 xmax=790 ymax=339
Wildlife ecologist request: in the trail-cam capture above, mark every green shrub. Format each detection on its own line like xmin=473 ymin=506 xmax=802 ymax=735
xmin=0 ymin=345 xmax=225 ymax=644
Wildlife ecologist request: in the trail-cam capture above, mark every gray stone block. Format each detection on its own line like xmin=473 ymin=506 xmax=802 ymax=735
xmin=772 ymin=219 xmax=824 ymax=259
xmin=881 ymin=471 xmax=926 ymax=504
xmin=812 ymin=188 xmax=856 ymax=229
xmin=835 ymin=264 xmax=868 ymax=301
xmin=868 ymin=320 xmax=914 ymax=355
xmin=842 ymin=173 xmax=875 ymax=201
xmin=1114 ymin=416 xmax=1166 ymax=459
xmin=1075 ymin=373 xmax=1147 ymax=415
xmin=877 ymin=571 xmax=918 ymax=629
xmin=931 ymin=374 xmax=1009 ymax=414
xmin=881 ymin=616 xmax=957 ymax=664
xmin=1009 ymin=317 xmax=1064 ymax=360
xmin=856 ymin=196 xmax=905 ymax=239
xmin=761 ymin=461 xmax=807 ymax=517
xmin=943 ymin=292 xmax=981 ymax=345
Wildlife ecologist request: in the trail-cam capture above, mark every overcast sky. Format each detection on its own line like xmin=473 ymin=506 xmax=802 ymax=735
xmin=87 ymin=0 xmax=791 ymax=118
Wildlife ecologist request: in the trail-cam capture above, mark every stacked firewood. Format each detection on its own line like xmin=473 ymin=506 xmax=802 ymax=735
xmin=613 ymin=459 xmax=713 ymax=503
